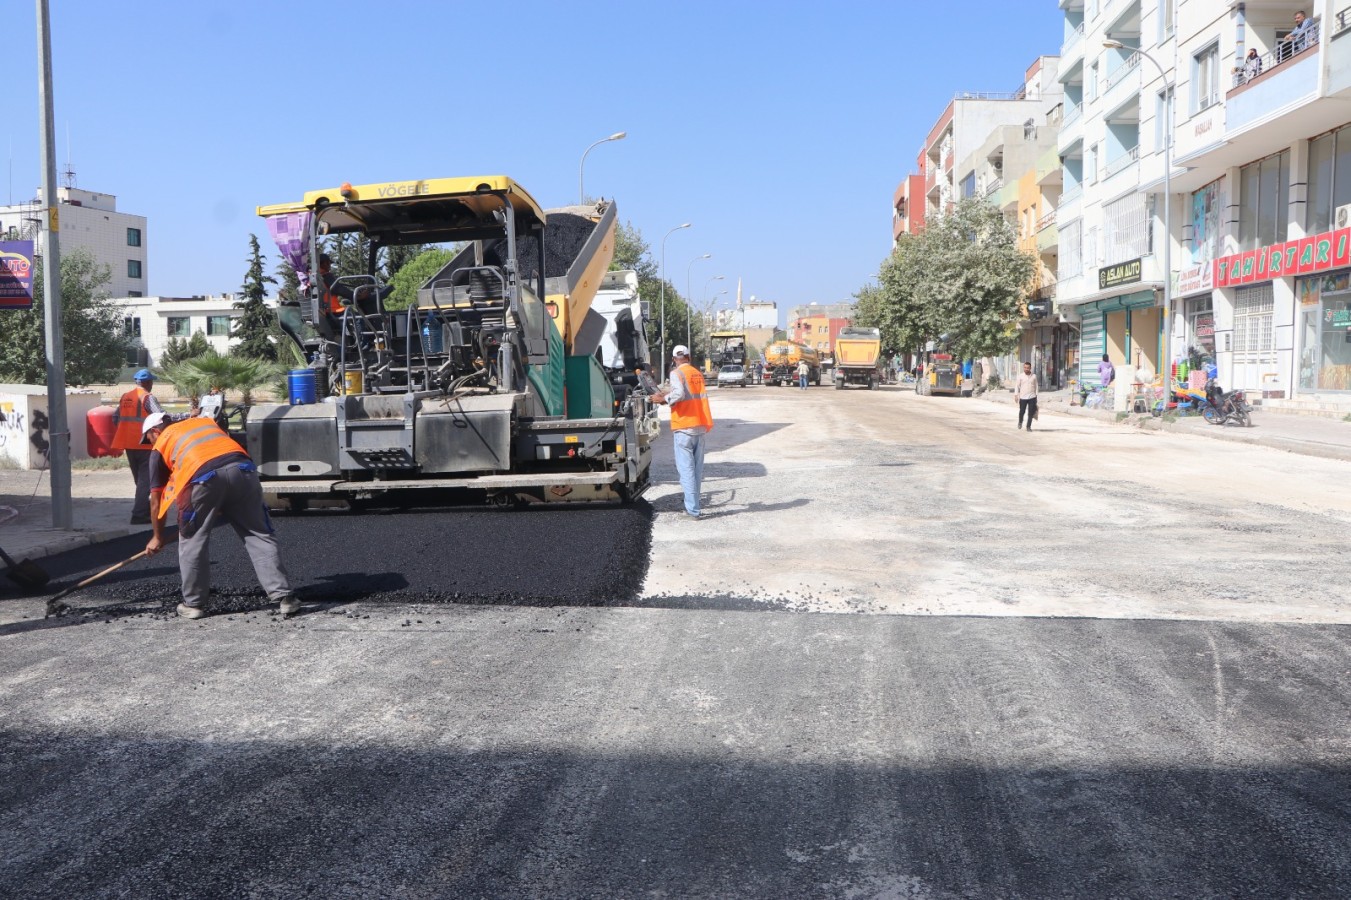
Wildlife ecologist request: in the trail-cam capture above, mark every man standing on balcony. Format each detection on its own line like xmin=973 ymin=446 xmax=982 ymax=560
xmin=1279 ymin=10 xmax=1313 ymax=61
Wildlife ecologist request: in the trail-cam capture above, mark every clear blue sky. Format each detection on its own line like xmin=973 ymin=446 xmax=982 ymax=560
xmin=9 ymin=1 xmax=1062 ymax=318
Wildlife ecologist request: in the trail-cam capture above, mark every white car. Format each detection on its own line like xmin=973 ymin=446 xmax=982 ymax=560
xmin=716 ymin=364 xmax=748 ymax=388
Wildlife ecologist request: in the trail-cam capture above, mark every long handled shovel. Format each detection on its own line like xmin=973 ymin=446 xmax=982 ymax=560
xmin=44 ymin=540 xmax=174 ymax=618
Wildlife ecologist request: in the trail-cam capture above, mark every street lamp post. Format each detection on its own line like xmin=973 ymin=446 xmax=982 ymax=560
xmin=699 ymin=276 xmax=725 ymax=360
xmin=659 ymin=223 xmax=691 ymax=368
xmin=685 ymin=255 xmax=713 ymax=348
xmin=1105 ymin=40 xmax=1172 ymax=400
xmin=578 ymin=131 xmax=626 ymax=205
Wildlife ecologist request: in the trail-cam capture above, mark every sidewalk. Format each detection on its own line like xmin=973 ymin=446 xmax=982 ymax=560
xmin=0 ymin=467 xmax=145 ymax=570
xmin=977 ymin=387 xmax=1351 ymax=462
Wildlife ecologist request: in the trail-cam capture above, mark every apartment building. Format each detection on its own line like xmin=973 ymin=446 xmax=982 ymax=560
xmin=0 ymin=187 xmax=148 ymax=298
xmin=788 ymin=302 xmax=854 ymax=360
xmin=110 ymin=293 xmax=274 ymax=367
xmin=1057 ymin=0 xmax=1351 ymax=413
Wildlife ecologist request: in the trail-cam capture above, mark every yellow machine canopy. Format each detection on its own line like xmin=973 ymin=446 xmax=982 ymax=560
xmin=257 ymin=175 xmax=547 ymax=245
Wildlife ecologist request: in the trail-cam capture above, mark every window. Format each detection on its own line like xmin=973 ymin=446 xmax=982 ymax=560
xmin=167 ymin=316 xmax=191 ymax=337
xmin=1087 ymin=144 xmax=1100 ymax=183
xmin=126 ymin=227 xmax=141 ymax=247
xmin=128 ymin=291 xmax=143 ymax=298
xmin=207 ymin=315 xmax=232 ymax=336
xmin=1155 ymin=87 xmax=1174 ymax=155
xmin=1238 ymin=150 xmax=1290 ymax=250
xmin=1061 ymin=219 xmax=1084 ymax=277
xmin=1085 ymin=226 xmax=1100 ymax=269
xmin=123 ymin=316 xmax=141 ymax=338
xmin=1157 ymin=0 xmax=1174 ymax=42
xmin=127 ymin=259 xmax=142 ymax=279
xmin=960 ymin=172 xmax=976 ymax=198
xmin=1088 ymin=62 xmax=1099 ymax=102
xmin=1192 ymin=43 xmax=1219 ymax=113
xmin=1105 ymin=193 xmax=1149 ymax=262
xmin=1307 ymin=125 xmax=1351 ymax=235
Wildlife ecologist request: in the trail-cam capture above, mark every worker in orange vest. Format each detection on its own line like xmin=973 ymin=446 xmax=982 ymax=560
xmin=651 ymin=345 xmax=714 ymax=519
xmin=111 ymin=369 xmax=179 ymax=525
xmin=141 ymin=412 xmax=300 ymax=620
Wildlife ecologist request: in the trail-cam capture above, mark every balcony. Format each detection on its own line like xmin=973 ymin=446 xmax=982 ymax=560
xmin=1060 ymin=184 xmax=1083 ymax=208
xmin=1231 ymin=19 xmax=1322 ymax=89
xmin=1104 ymin=145 xmax=1139 ymax=178
xmin=1227 ymin=33 xmax=1321 ymax=135
xmin=983 ymin=177 xmax=1004 ymax=199
xmin=1037 ymin=222 xmax=1059 ymax=253
xmin=1103 ymin=54 xmax=1141 ymax=106
xmin=1037 ymin=209 xmax=1057 ymax=231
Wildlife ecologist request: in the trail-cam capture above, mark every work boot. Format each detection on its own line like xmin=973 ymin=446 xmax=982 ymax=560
xmin=129 ymin=515 xmax=150 ymax=525
xmin=277 ymin=595 xmax=302 ymax=617
xmin=177 ymin=602 xmax=209 ymax=620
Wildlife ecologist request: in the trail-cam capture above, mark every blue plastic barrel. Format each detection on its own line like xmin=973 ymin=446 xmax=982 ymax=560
xmin=287 ymin=367 xmax=317 ymax=405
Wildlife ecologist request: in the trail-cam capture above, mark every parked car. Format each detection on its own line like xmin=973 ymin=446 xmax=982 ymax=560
xmin=716 ymin=364 xmax=748 ymax=388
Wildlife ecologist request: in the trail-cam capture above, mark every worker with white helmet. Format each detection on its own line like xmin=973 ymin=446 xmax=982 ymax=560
xmin=650 ymin=345 xmax=714 ymax=518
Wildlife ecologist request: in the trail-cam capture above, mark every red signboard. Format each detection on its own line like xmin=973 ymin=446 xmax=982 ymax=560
xmin=1213 ymin=227 xmax=1351 ymax=288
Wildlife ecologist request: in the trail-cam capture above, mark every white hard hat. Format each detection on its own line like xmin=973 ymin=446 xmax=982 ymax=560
xmin=141 ymin=411 xmax=169 ymax=441
xmin=671 ymin=345 xmax=690 ymax=358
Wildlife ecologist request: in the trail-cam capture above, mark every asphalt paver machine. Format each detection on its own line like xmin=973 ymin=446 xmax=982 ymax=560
xmin=253 ymin=176 xmax=657 ymax=508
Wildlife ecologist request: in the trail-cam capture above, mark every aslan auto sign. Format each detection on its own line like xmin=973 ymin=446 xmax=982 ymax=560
xmin=1098 ymin=257 xmax=1142 ymax=291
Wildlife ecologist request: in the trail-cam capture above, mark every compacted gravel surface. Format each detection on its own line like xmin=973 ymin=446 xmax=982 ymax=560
xmin=3 ymin=387 xmax=1350 ymax=899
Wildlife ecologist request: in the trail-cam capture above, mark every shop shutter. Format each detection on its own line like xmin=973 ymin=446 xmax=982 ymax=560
xmin=1079 ymin=312 xmax=1106 ymax=386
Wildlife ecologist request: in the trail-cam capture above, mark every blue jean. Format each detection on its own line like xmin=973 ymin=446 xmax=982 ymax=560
xmin=799 ymin=373 xmax=807 ymax=389
xmin=672 ymin=429 xmax=706 ymax=516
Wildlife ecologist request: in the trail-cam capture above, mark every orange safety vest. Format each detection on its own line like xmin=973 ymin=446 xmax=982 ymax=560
xmin=150 ymin=418 xmax=249 ymax=520
xmin=321 ymin=272 xmax=345 ymax=316
xmin=669 ymin=363 xmax=714 ymax=432
xmin=111 ymin=386 xmax=151 ymax=451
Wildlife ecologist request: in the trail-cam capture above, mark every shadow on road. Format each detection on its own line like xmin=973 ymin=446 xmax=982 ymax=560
xmin=1 ymin=726 xmax=1345 ymax=898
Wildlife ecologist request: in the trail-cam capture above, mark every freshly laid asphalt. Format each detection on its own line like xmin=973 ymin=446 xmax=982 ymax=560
xmin=3 ymin=390 xmax=1351 ymax=898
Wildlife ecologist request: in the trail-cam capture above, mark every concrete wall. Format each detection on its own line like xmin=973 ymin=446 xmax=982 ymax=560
xmin=0 ymin=386 xmax=104 ymax=469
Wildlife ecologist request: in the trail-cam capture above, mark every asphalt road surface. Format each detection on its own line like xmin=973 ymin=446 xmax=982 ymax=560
xmin=2 ymin=385 xmax=1349 ymax=898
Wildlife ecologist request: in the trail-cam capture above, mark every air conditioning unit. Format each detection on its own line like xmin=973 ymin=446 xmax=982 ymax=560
xmin=1336 ymin=204 xmax=1351 ymax=230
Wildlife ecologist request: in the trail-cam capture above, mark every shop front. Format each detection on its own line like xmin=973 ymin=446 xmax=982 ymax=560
xmin=1214 ymin=224 xmax=1351 ymax=396
xmin=1074 ymin=288 xmax=1160 ymax=388
xmin=1297 ymin=270 xmax=1351 ymax=391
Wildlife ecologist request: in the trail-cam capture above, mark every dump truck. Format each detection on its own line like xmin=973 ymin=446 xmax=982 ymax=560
xmin=918 ymin=353 xmax=963 ymax=396
xmin=832 ymin=326 xmax=883 ymax=390
xmin=764 ymin=341 xmax=821 ymax=387
xmin=250 ymin=175 xmax=658 ymax=508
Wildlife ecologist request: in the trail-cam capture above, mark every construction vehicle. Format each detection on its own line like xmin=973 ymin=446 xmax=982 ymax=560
xmin=764 ymin=341 xmax=821 ymax=387
xmin=250 ymin=175 xmax=658 ymax=509
xmin=918 ymin=353 xmax=964 ymax=396
xmin=832 ymin=326 xmax=883 ymax=390
xmin=708 ymin=331 xmax=750 ymax=370
xmin=591 ymin=269 xmax=651 ymax=396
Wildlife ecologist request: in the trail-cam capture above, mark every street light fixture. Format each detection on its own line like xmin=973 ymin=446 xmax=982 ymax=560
xmin=686 ymin=254 xmax=713 ymax=348
xmin=1105 ymin=39 xmax=1172 ymax=400
xmin=659 ymin=223 xmax=691 ymax=366
xmin=578 ymin=131 xmax=627 ymax=204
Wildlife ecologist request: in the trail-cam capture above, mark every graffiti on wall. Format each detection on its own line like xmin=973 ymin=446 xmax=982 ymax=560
xmin=0 ymin=401 xmax=23 ymax=451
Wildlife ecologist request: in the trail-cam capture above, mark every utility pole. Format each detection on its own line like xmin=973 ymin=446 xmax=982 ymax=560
xmin=37 ymin=0 xmax=71 ymax=528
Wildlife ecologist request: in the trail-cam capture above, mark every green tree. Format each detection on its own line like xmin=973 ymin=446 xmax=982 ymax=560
xmin=274 ymin=258 xmax=301 ymax=305
xmin=158 ymin=330 xmax=213 ymax=369
xmin=0 ymin=248 xmax=127 ymax=386
xmin=383 ymin=243 xmax=429 ymax=281
xmin=232 ymin=234 xmax=278 ymax=360
xmin=385 ymin=247 xmax=454 ymax=311
xmin=611 ymin=220 xmax=658 ymax=281
xmin=874 ymin=197 xmax=1034 ymax=360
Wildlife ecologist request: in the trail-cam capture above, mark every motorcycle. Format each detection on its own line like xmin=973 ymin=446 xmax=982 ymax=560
xmin=1203 ymin=378 xmax=1253 ymax=427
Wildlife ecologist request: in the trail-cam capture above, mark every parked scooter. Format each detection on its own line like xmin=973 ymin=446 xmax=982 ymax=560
xmin=1203 ymin=378 xmax=1253 ymax=427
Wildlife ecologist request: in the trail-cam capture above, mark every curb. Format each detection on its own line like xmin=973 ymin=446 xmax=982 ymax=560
xmin=972 ymin=389 xmax=1351 ymax=463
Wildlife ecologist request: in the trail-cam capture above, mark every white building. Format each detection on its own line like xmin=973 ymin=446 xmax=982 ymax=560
xmin=0 ymin=187 xmax=148 ymax=298
xmin=111 ymin=293 xmax=275 ymax=367
xmin=1057 ymin=0 xmax=1351 ymax=413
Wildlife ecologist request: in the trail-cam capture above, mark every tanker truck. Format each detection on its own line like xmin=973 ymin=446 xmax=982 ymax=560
xmin=832 ymin=326 xmax=882 ymax=390
xmin=764 ymin=341 xmax=821 ymax=387
xmin=250 ymin=175 xmax=658 ymax=509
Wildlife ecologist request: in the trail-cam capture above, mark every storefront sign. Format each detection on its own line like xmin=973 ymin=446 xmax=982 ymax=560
xmin=1177 ymin=263 xmax=1213 ymax=296
xmin=0 ymin=241 xmax=35 ymax=309
xmin=1099 ymin=257 xmax=1142 ymax=290
xmin=1214 ymin=227 xmax=1351 ymax=288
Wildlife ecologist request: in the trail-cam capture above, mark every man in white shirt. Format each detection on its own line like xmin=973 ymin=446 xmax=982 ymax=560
xmin=1014 ymin=361 xmax=1039 ymax=432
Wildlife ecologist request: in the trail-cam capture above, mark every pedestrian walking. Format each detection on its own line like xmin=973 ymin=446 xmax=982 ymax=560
xmin=1015 ymin=361 xmax=1039 ymax=432
xmin=1015 ymin=359 xmax=1042 ymax=429
xmin=651 ymin=345 xmax=714 ymax=518
xmin=110 ymin=368 xmax=184 ymax=525
xmin=141 ymin=412 xmax=300 ymax=619
xmin=797 ymin=359 xmax=809 ymax=390
xmin=1098 ymin=354 xmax=1116 ymax=387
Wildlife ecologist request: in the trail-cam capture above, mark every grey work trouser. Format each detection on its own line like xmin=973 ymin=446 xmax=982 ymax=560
xmin=177 ymin=464 xmax=291 ymax=609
